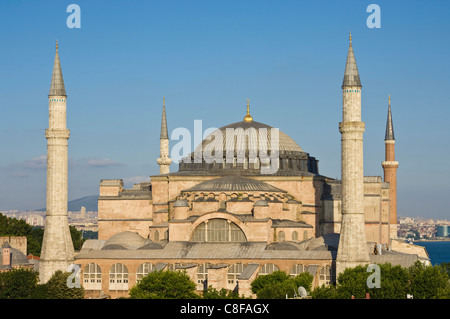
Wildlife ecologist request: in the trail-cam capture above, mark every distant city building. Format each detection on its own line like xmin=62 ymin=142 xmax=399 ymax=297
xmin=26 ymin=214 xmax=45 ymax=227
xmin=436 ymin=225 xmax=449 ymax=238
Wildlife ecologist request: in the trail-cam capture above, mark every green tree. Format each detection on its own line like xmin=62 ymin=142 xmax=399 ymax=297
xmin=311 ymin=262 xmax=450 ymax=299
xmin=129 ymin=270 xmax=198 ymax=299
xmin=292 ymin=272 xmax=314 ymax=292
xmin=250 ymin=270 xmax=313 ymax=299
xmin=201 ymin=286 xmax=246 ymax=299
xmin=257 ymin=280 xmax=297 ymax=299
xmin=0 ymin=268 xmax=38 ymax=299
xmin=440 ymin=262 xmax=450 ymax=277
xmin=409 ymin=261 xmax=450 ymax=299
xmin=335 ymin=265 xmax=368 ymax=299
xmin=45 ymin=270 xmax=85 ymax=299
xmin=69 ymin=226 xmax=84 ymax=251
xmin=250 ymin=270 xmax=290 ymax=295
xmin=369 ymin=263 xmax=410 ymax=299
xmin=310 ymin=284 xmax=339 ymax=299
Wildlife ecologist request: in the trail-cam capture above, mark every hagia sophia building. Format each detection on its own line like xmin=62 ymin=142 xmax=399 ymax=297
xmin=38 ymin=35 xmax=429 ymax=298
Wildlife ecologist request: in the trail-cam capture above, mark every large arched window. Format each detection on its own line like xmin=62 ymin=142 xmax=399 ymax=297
xmin=109 ymin=263 xmax=129 ymax=291
xmin=227 ymin=263 xmax=245 ymax=285
xmin=83 ymin=263 xmax=102 ymax=290
xmin=319 ymin=265 xmax=335 ymax=286
xmin=258 ymin=263 xmax=279 ymax=276
xmin=197 ymin=263 xmax=210 ymax=286
xmin=191 ymin=218 xmax=246 ymax=242
xmin=136 ymin=263 xmax=155 ymax=283
xmin=290 ymin=264 xmax=308 ymax=277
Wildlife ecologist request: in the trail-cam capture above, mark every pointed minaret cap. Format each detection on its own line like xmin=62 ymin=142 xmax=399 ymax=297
xmin=342 ymin=32 xmax=362 ymax=89
xmin=160 ymin=97 xmax=169 ymax=139
xmin=385 ymin=95 xmax=395 ymax=141
xmin=49 ymin=40 xmax=67 ymax=97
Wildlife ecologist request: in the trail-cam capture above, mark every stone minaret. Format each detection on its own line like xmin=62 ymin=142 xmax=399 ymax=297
xmin=336 ymin=34 xmax=370 ymax=276
xmin=382 ymin=96 xmax=399 ymax=240
xmin=157 ymin=97 xmax=172 ymax=174
xmin=39 ymin=42 xmax=74 ymax=283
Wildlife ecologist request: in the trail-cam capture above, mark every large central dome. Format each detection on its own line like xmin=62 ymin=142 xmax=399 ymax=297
xmin=177 ymin=117 xmax=319 ymax=176
xmin=195 ymin=120 xmax=304 ymax=155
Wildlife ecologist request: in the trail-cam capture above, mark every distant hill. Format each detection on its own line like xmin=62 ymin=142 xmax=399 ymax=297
xmin=36 ymin=195 xmax=99 ymax=212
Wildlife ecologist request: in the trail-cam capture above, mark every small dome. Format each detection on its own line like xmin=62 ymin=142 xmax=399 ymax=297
xmin=253 ymin=199 xmax=269 ymax=207
xmin=174 ymin=199 xmax=189 ymax=207
xmin=104 ymin=231 xmax=146 ymax=249
xmin=0 ymin=244 xmax=29 ymax=266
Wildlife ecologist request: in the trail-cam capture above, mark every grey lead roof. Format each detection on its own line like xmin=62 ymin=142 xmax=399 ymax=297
xmin=342 ymin=37 xmax=362 ymax=88
xmin=385 ymin=102 xmax=395 ymax=140
xmin=182 ymin=176 xmax=287 ymax=193
xmin=49 ymin=42 xmax=67 ymax=96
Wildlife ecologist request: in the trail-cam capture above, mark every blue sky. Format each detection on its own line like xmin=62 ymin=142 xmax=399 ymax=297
xmin=0 ymin=1 xmax=449 ymax=220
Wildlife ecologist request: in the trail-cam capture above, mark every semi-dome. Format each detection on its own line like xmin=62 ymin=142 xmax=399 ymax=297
xmin=183 ymin=176 xmax=287 ymax=193
xmin=178 ymin=119 xmax=319 ymax=176
xmin=103 ymin=231 xmax=147 ymax=250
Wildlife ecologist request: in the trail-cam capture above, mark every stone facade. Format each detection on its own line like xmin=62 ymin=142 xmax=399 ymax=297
xmin=71 ymin=36 xmax=419 ymax=298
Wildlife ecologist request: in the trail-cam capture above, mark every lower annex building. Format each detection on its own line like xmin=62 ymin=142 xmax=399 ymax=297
xmin=71 ymin=36 xmax=429 ymax=298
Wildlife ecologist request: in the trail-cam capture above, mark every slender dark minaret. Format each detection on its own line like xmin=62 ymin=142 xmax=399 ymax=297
xmin=336 ymin=33 xmax=370 ymax=276
xmin=382 ymin=95 xmax=398 ymax=239
xmin=157 ymin=97 xmax=172 ymax=174
xmin=39 ymin=41 xmax=74 ymax=283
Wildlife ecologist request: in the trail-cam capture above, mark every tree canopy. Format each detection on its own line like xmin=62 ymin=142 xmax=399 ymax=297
xmin=129 ymin=270 xmax=198 ymax=299
xmin=311 ymin=262 xmax=450 ymax=299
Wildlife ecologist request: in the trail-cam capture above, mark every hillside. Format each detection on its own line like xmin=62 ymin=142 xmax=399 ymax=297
xmin=36 ymin=195 xmax=99 ymax=212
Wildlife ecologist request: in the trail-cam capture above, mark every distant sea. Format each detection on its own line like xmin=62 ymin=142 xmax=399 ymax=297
xmin=414 ymin=241 xmax=450 ymax=265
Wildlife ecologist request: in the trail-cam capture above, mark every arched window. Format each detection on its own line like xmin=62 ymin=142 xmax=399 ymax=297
xmin=258 ymin=263 xmax=279 ymax=276
xmin=109 ymin=263 xmax=129 ymax=291
xmin=278 ymin=231 xmax=285 ymax=241
xmin=168 ymin=263 xmax=183 ymax=272
xmin=292 ymin=231 xmax=298 ymax=241
xmin=227 ymin=263 xmax=245 ymax=285
xmin=290 ymin=264 xmax=308 ymax=277
xmin=83 ymin=263 xmax=102 ymax=290
xmin=191 ymin=218 xmax=246 ymax=242
xmin=253 ymin=157 xmax=260 ymax=169
xmin=197 ymin=263 xmax=210 ymax=288
xmin=136 ymin=263 xmax=155 ymax=282
xmin=154 ymin=230 xmax=159 ymax=241
xmin=319 ymin=265 xmax=334 ymax=286
xmin=303 ymin=230 xmax=309 ymax=240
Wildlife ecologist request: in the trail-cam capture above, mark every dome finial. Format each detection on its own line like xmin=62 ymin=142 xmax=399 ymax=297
xmin=244 ymin=98 xmax=253 ymax=122
xmin=56 ymin=40 xmax=58 ymax=50
xmin=349 ymin=31 xmax=352 ymax=44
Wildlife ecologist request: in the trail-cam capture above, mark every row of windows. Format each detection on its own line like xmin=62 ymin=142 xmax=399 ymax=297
xmin=50 ymin=98 xmax=65 ymax=102
xmin=277 ymin=230 xmax=309 ymax=241
xmin=82 ymin=262 xmax=334 ymax=291
xmin=344 ymin=89 xmax=360 ymax=93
